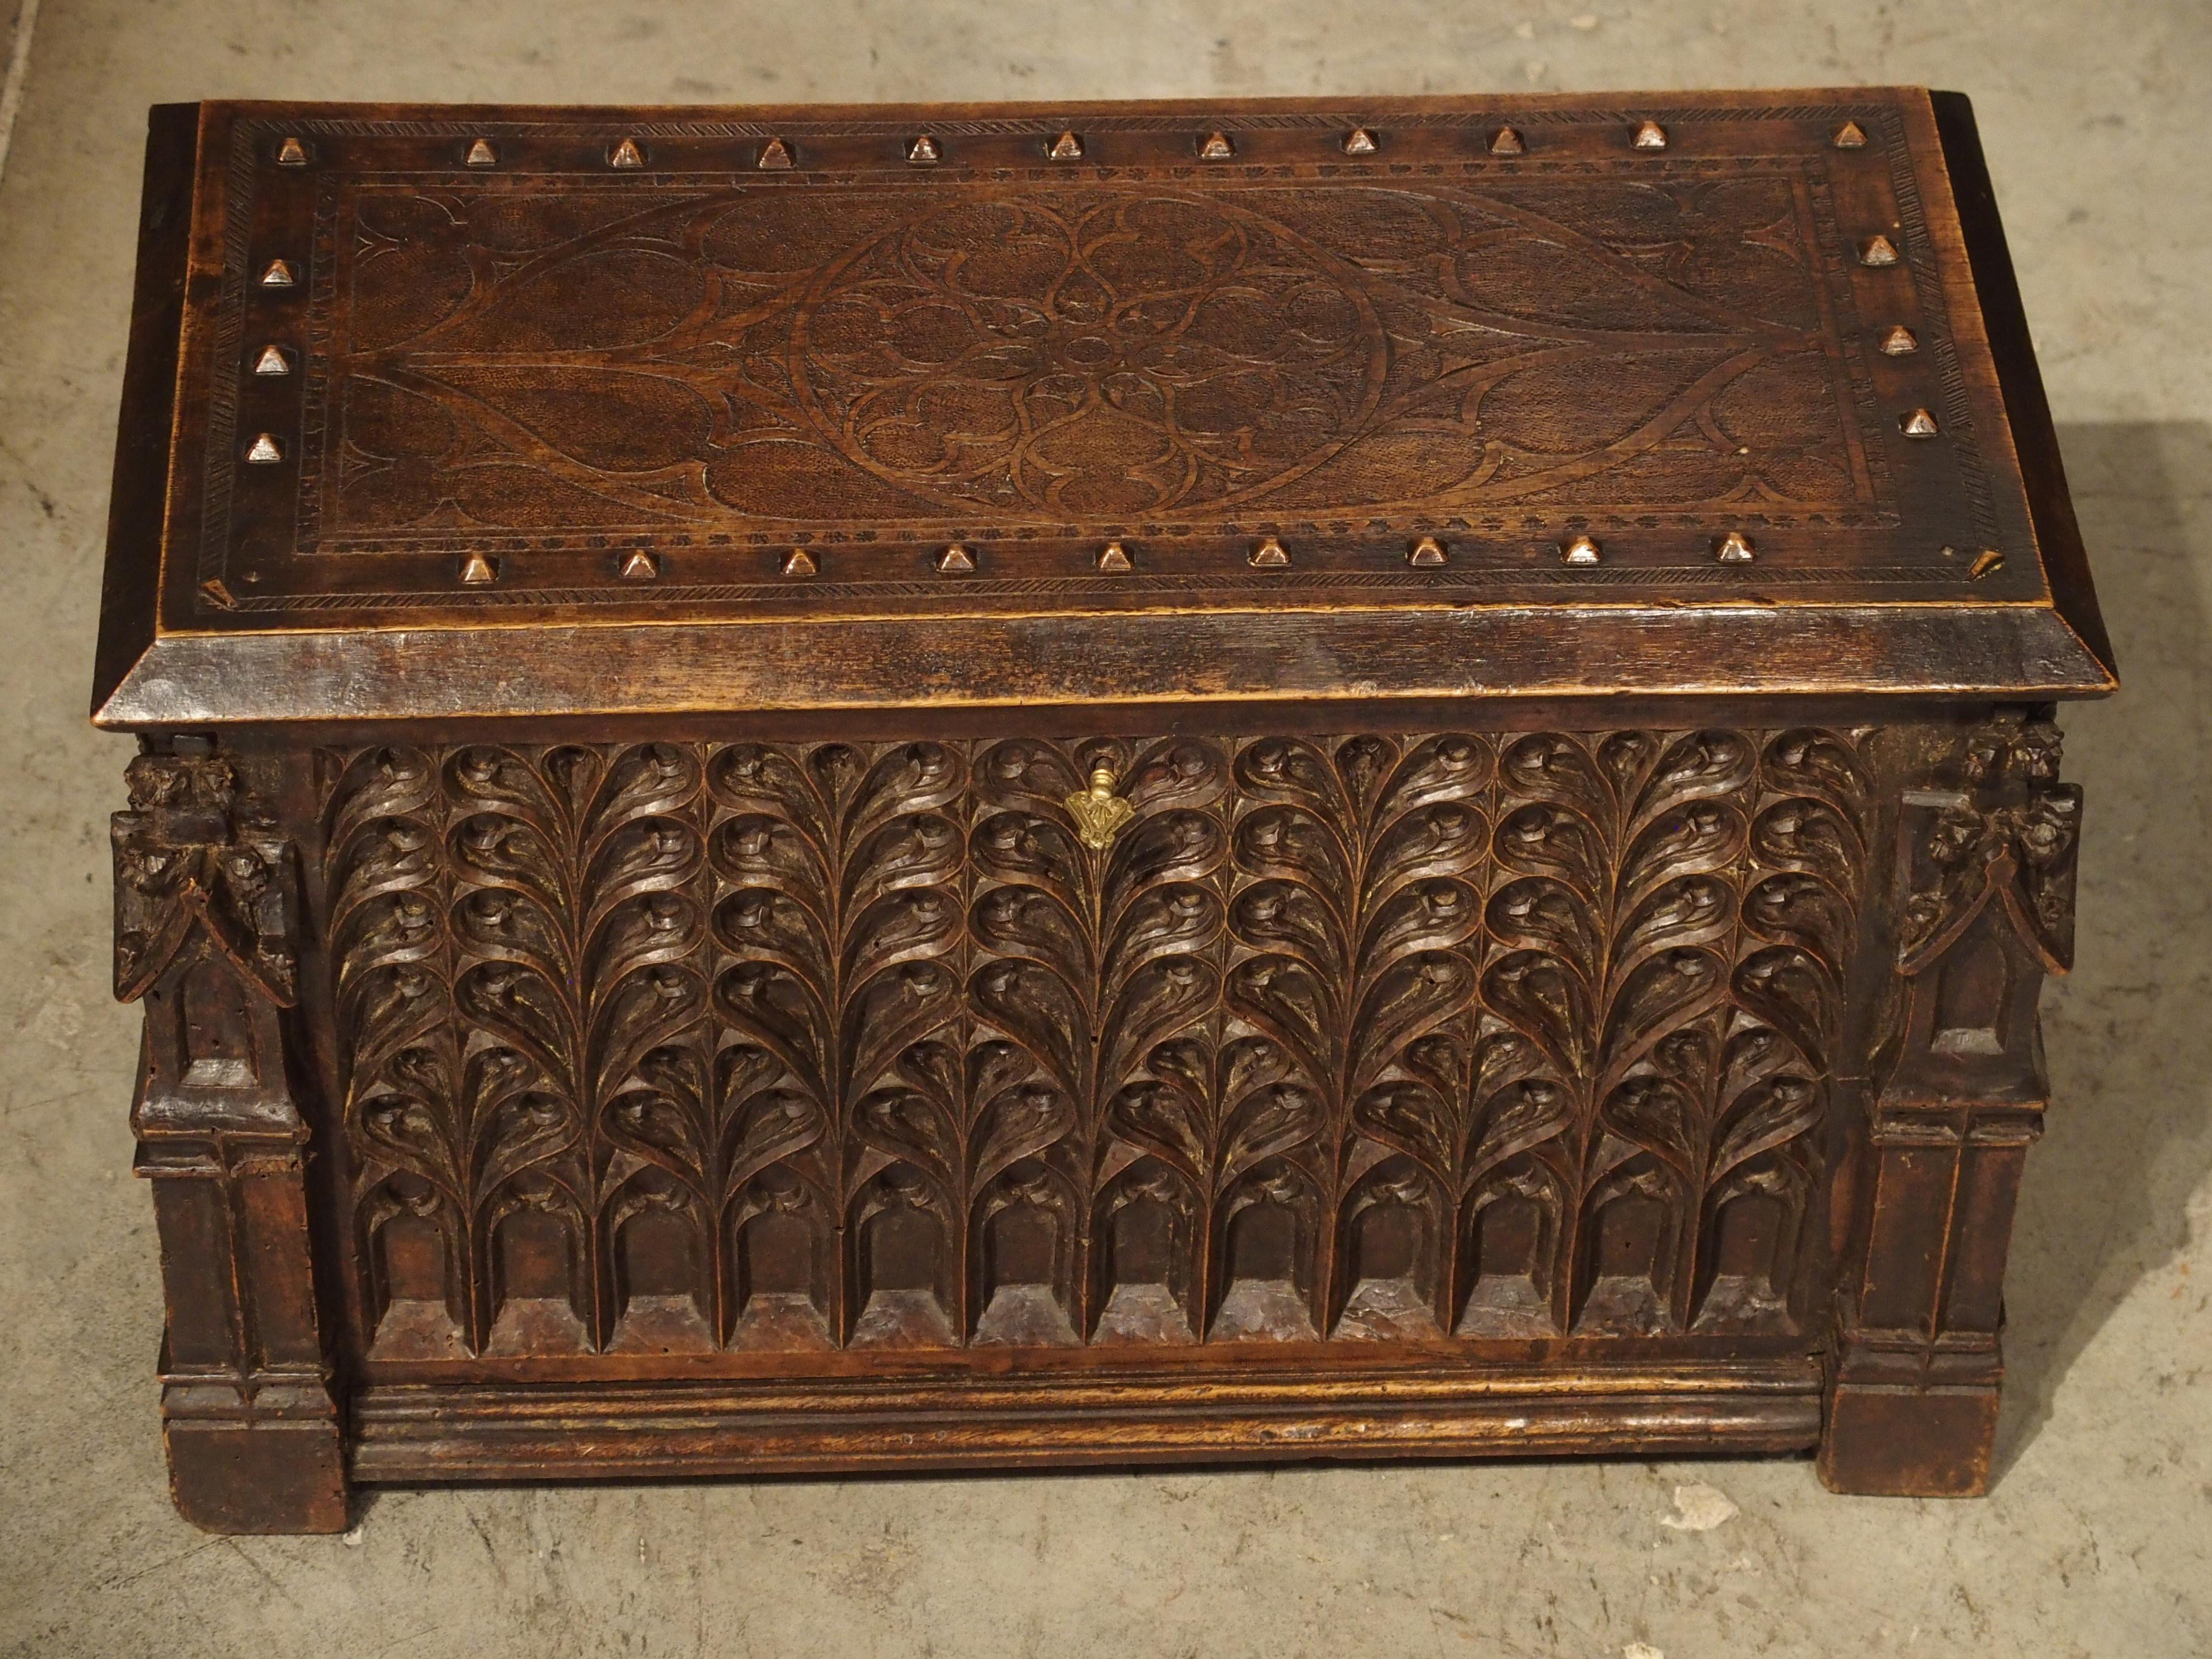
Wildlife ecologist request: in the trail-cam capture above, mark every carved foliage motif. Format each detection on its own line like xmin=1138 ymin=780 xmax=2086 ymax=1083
xmin=1897 ymin=712 xmax=2078 ymax=978
xmin=322 ymin=176 xmax=1860 ymax=539
xmin=115 ymin=748 xmax=295 ymax=1011
xmin=321 ymin=729 xmax=1869 ymax=1360
xmin=1878 ymin=710 xmax=2078 ymax=1123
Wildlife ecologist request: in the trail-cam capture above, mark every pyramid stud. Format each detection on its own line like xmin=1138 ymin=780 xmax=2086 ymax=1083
xmin=1879 ymin=324 xmax=1919 ymax=355
xmin=252 ymin=344 xmax=290 ymax=376
xmin=198 ymin=578 xmax=236 ymax=610
xmin=610 ymin=137 xmax=646 ymax=169
xmin=1489 ymin=125 xmax=1526 ymax=156
xmin=244 ymin=433 xmax=283 ymax=464
xmin=458 ymin=552 xmax=498 ymax=586
xmin=782 ymin=549 xmax=818 ymax=578
xmin=1342 ymin=127 xmax=1378 ymax=156
xmin=1900 ymin=408 xmax=1940 ymax=438
xmin=1562 ymin=534 xmax=1602 ymax=566
xmin=1097 ymin=541 xmax=1133 ymax=572
xmin=617 ymin=549 xmax=659 ymax=581
xmin=1859 ymin=234 xmax=1900 ymax=266
xmin=758 ymin=137 xmax=794 ymax=170
xmin=1048 ymin=132 xmax=1084 ymax=161
xmin=275 ymin=136 xmax=309 ymax=167
xmin=259 ymin=259 xmax=296 ymax=288
xmin=907 ymin=134 xmax=940 ymax=165
xmin=1199 ymin=132 xmax=1234 ymax=160
xmin=1249 ymin=536 xmax=1290 ymax=569
xmin=1716 ymin=530 xmax=1756 ymax=565
xmin=465 ymin=138 xmax=498 ymax=167
xmin=938 ymin=544 xmax=977 ymax=574
xmin=1632 ymin=121 xmax=1668 ymax=151
xmin=1408 ymin=536 xmax=1447 ymax=569
xmin=1970 ymin=549 xmax=2005 ymax=579
xmin=1833 ymin=120 xmax=1869 ymax=149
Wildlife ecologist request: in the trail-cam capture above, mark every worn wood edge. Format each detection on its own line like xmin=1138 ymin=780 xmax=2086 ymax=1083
xmin=196 ymin=87 xmax=1941 ymax=125
xmin=1929 ymin=89 xmax=2117 ymax=685
xmin=90 ymin=103 xmax=200 ymax=721
xmin=100 ymin=694 xmax=2006 ymax=752
xmin=91 ymin=603 xmax=2116 ymax=729
xmin=348 ymin=1360 xmax=1822 ymax=1481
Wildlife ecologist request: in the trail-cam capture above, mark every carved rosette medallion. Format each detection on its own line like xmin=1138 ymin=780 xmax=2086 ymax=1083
xmin=790 ymin=193 xmax=1389 ymax=517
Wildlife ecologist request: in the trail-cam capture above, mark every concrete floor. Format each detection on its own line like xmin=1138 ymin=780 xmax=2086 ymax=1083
xmin=1 ymin=1 xmax=2207 ymax=1653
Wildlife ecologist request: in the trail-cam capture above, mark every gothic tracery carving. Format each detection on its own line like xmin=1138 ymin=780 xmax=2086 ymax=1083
xmin=322 ymin=728 xmax=1871 ymax=1357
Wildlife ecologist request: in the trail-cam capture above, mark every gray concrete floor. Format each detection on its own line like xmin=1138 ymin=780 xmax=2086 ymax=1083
xmin=1 ymin=2 xmax=2206 ymax=1654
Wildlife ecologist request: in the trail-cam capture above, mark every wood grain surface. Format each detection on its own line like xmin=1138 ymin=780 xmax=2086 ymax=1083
xmin=91 ymin=91 xmax=2113 ymax=726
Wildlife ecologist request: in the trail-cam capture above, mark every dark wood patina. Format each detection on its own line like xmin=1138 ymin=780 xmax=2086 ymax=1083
xmin=92 ymin=90 xmax=2114 ymax=1532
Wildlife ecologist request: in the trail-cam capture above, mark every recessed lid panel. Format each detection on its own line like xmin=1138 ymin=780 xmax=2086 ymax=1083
xmin=94 ymin=91 xmax=2113 ymax=725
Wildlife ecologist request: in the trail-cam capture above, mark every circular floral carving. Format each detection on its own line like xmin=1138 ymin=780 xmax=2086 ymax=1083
xmin=789 ymin=192 xmax=1388 ymax=517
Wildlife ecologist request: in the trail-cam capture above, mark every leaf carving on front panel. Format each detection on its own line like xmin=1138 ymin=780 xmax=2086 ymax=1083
xmin=1618 ymin=802 xmax=1745 ymax=912
xmin=973 ymin=807 xmax=1086 ymax=892
xmin=710 ymin=744 xmax=831 ymax=842
xmin=1732 ymin=945 xmax=1839 ymax=1072
xmin=844 ymin=886 xmax=961 ymax=989
xmin=1482 ymin=950 xmax=1593 ymax=1078
xmin=1108 ymin=1073 xmax=1209 ymax=1183
xmin=1501 ymin=734 xmax=1612 ymax=830
xmin=1226 ymin=955 xmax=1337 ymax=1090
xmin=1742 ymin=870 xmax=1852 ymax=965
xmin=1233 ymin=737 xmax=1347 ymax=816
xmin=1598 ymin=1074 xmax=1700 ymax=1176
xmin=1352 ymin=1079 xmax=1456 ymax=1178
xmin=971 ymin=879 xmax=1092 ymax=987
xmin=1229 ymin=880 xmax=1342 ymax=981
xmin=314 ymin=725 xmax=1870 ymax=1355
xmin=603 ymin=1045 xmax=709 ymax=1175
xmin=1221 ymin=1080 xmax=1328 ymax=1184
xmin=1750 ymin=797 xmax=1858 ymax=891
xmin=1102 ymin=882 xmax=1220 ymax=991
xmin=591 ymin=962 xmax=706 ymax=1104
xmin=1710 ymin=1073 xmax=1821 ymax=1182
xmin=1376 ymin=734 xmax=1496 ymax=821
xmin=1487 ymin=876 xmax=1599 ymax=966
xmin=1600 ymin=948 xmax=1726 ymax=1085
xmin=1234 ymin=802 xmax=1355 ymax=897
xmin=715 ymin=960 xmax=826 ymax=1099
xmin=844 ymin=960 xmax=961 ymax=1104
xmin=1633 ymin=731 xmax=1757 ymax=824
xmin=1763 ymin=729 xmax=1872 ymax=830
xmin=1470 ymin=1075 xmax=1576 ymax=1183
xmin=972 ymin=958 xmax=1087 ymax=1100
xmin=1352 ymin=952 xmax=1474 ymax=1100
xmin=1494 ymin=801 xmax=1606 ymax=896
xmin=971 ymin=1079 xmax=1078 ymax=1190
xmin=1100 ymin=957 xmax=1219 ymax=1097
xmin=1613 ymin=874 xmax=1735 ymax=973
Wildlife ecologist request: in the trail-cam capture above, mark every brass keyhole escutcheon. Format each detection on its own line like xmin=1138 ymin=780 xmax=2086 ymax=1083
xmin=1065 ymin=764 xmax=1135 ymax=850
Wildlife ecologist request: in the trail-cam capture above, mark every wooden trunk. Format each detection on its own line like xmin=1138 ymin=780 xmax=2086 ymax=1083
xmin=91 ymin=91 xmax=2114 ymax=1532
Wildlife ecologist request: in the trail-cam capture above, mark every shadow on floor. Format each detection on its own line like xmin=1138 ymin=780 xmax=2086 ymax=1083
xmin=1993 ymin=419 xmax=2212 ymax=1479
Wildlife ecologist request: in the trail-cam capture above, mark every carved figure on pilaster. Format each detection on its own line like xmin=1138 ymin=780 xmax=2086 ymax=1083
xmin=113 ymin=738 xmax=346 ymax=1534
xmin=1821 ymin=710 xmax=2080 ymax=1497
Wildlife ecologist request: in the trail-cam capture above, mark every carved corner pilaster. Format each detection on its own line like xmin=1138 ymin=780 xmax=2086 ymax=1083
xmin=1821 ymin=710 xmax=2080 ymax=1496
xmin=113 ymin=737 xmax=346 ymax=1533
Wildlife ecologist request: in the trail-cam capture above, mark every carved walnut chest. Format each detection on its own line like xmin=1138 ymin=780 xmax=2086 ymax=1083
xmin=91 ymin=91 xmax=2114 ymax=1532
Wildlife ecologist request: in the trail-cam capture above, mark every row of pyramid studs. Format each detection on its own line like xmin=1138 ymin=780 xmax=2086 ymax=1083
xmin=443 ymin=533 xmax=1786 ymax=588
xmin=268 ymin=120 xmax=1880 ymax=172
xmin=1832 ymin=133 xmax=1944 ymax=444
